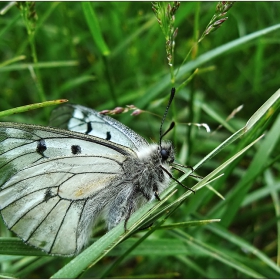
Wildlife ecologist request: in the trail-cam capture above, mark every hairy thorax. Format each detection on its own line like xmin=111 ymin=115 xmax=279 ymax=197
xmin=123 ymin=142 xmax=174 ymax=201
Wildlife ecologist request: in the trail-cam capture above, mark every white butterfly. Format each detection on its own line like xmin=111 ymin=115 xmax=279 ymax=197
xmin=0 ymin=90 xmax=192 ymax=256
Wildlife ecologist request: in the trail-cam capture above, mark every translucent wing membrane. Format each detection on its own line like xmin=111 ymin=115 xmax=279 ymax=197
xmin=50 ymin=104 xmax=148 ymax=150
xmin=0 ymin=156 xmax=127 ymax=255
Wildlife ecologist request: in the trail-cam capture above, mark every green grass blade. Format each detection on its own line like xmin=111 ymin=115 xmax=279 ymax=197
xmin=0 ymin=238 xmax=48 ymax=256
xmin=176 ymin=255 xmax=208 ymax=278
xmin=0 ymin=100 xmax=68 ymax=118
xmin=170 ymin=229 xmax=265 ymax=278
xmin=0 ymin=61 xmax=79 ymax=72
xmin=205 ymin=222 xmax=280 ymax=275
xmin=157 ymin=219 xmax=221 ymax=230
xmin=245 ymin=88 xmax=280 ymax=131
xmin=214 ymin=112 xmax=280 ymax=226
xmin=82 ymin=2 xmax=110 ymax=56
xmin=265 ymin=171 xmax=280 ymax=266
xmin=0 ymin=55 xmax=26 ymax=68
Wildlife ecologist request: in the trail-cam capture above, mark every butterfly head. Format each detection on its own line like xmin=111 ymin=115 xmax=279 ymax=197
xmin=136 ymin=142 xmax=174 ymax=167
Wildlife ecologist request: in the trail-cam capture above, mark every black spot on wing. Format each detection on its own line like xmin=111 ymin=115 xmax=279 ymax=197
xmin=44 ymin=188 xmax=57 ymax=202
xmin=85 ymin=122 xmax=92 ymax=135
xmin=71 ymin=145 xmax=81 ymax=155
xmin=36 ymin=139 xmax=47 ymax=156
xmin=106 ymin=131 xmax=111 ymax=141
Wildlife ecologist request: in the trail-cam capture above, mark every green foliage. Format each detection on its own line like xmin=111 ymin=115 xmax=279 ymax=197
xmin=0 ymin=1 xmax=280 ymax=278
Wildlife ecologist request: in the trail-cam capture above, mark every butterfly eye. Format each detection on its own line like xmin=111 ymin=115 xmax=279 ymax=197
xmin=160 ymin=148 xmax=169 ymax=161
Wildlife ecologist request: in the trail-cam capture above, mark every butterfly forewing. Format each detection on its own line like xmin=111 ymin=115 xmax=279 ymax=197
xmin=0 ymin=122 xmax=134 ymax=179
xmin=0 ymin=122 xmax=135 ymax=256
xmin=50 ymin=104 xmax=148 ymax=150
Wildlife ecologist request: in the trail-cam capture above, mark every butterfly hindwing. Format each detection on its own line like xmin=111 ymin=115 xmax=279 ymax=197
xmin=49 ymin=104 xmax=148 ymax=150
xmin=0 ymin=122 xmax=136 ymax=255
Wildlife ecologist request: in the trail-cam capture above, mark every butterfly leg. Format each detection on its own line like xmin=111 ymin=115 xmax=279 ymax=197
xmin=124 ymin=202 xmax=134 ymax=231
xmin=154 ymin=191 xmax=161 ymax=201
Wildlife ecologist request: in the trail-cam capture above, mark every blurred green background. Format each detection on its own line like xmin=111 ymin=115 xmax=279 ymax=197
xmin=0 ymin=2 xmax=279 ymax=278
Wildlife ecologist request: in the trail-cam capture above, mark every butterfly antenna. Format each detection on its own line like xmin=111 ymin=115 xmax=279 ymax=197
xmin=159 ymin=88 xmax=176 ymax=146
xmin=161 ymin=121 xmax=175 ymax=139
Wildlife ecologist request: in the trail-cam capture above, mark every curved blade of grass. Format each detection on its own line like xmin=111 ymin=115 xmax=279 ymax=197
xmin=241 ymin=182 xmax=280 ymax=207
xmin=204 ymin=222 xmax=280 ymax=275
xmin=246 ymin=88 xmax=280 ymax=131
xmin=136 ymin=24 xmax=280 ymax=108
xmin=206 ymin=183 xmax=225 ymax=200
xmin=170 ymin=229 xmax=265 ymax=278
xmin=0 ymin=55 xmax=26 ymax=68
xmin=173 ymin=164 xmax=225 ymax=199
xmin=211 ymin=107 xmax=280 ymax=226
xmin=193 ymin=135 xmax=264 ymax=191
xmin=0 ymin=99 xmax=68 ymax=118
xmin=173 ymin=130 xmax=263 ymax=192
xmin=0 ymin=1 xmax=17 ymax=15
xmin=51 ymin=190 xmax=177 ymax=278
xmin=82 ymin=2 xmax=110 ymax=56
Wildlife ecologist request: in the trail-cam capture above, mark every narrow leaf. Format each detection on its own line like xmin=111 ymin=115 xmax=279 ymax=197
xmin=82 ymin=2 xmax=110 ymax=56
xmin=0 ymin=100 xmax=68 ymax=118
